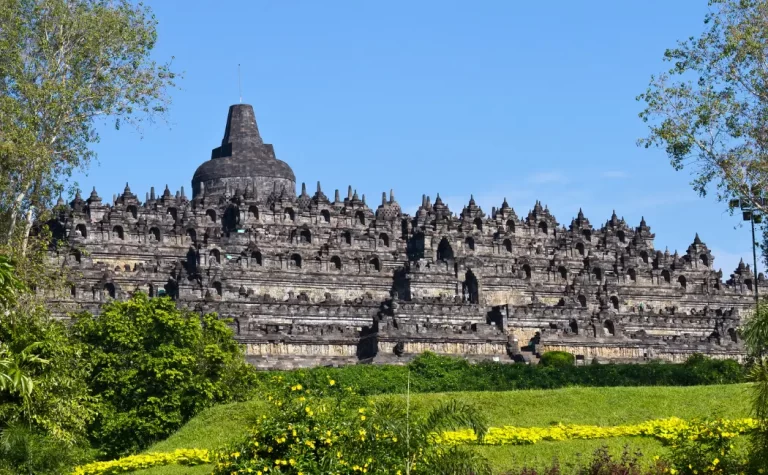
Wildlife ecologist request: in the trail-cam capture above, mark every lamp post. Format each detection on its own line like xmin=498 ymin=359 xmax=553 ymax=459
xmin=729 ymin=197 xmax=764 ymax=304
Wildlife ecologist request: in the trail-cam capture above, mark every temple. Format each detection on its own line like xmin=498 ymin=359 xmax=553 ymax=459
xmin=43 ymin=104 xmax=761 ymax=368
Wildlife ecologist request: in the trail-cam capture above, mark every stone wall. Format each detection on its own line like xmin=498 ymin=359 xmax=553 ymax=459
xmin=41 ymin=105 xmax=764 ymax=369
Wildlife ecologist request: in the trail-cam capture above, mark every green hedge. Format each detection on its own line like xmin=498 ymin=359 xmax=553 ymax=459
xmin=255 ymin=352 xmax=745 ymax=396
xmin=539 ymin=351 xmax=576 ymax=367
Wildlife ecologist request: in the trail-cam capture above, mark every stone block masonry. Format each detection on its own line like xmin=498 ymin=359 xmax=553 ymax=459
xmin=42 ymin=104 xmax=761 ymax=368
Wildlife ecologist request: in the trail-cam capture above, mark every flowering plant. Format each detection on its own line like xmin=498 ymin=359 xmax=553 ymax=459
xmin=212 ymin=376 xmax=491 ymax=474
xmin=70 ymin=448 xmax=210 ymax=475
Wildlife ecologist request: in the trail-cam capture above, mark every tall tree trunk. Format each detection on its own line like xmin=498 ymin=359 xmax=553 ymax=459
xmin=21 ymin=206 xmax=35 ymax=257
xmin=5 ymin=192 xmax=25 ymax=244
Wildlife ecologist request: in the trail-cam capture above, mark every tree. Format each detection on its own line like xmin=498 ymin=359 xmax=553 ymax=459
xmin=638 ymin=0 xmax=768 ymax=214
xmin=0 ymin=253 xmax=96 ymax=473
xmin=0 ymin=0 xmax=178 ymax=253
xmin=70 ymin=293 xmax=256 ymax=457
xmin=737 ymin=302 xmax=768 ymax=469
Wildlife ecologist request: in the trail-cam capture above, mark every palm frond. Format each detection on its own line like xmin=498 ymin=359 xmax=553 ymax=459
xmin=421 ymin=400 xmax=489 ymax=442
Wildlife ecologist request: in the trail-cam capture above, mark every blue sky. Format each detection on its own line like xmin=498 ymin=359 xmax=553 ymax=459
xmin=77 ymin=0 xmax=756 ymax=276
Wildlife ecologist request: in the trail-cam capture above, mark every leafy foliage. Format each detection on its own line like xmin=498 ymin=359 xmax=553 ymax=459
xmin=71 ymin=448 xmax=211 ymax=475
xmin=638 ymin=0 xmax=768 ymax=213
xmin=259 ymin=352 xmax=744 ymax=397
xmin=664 ymin=418 xmax=752 ymax=474
xmin=71 ymin=292 xmax=256 ymax=457
xmin=0 ymin=254 xmax=96 ymax=473
xmin=213 ymin=377 xmax=491 ymax=475
xmin=0 ymin=0 xmax=179 ymax=247
xmin=539 ymin=351 xmax=575 ymax=368
xmin=434 ymin=417 xmax=757 ymax=447
xmin=0 ymin=255 xmax=24 ymax=309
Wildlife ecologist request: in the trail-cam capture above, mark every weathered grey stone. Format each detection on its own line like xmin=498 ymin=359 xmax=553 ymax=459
xmin=42 ymin=104 xmax=762 ymax=368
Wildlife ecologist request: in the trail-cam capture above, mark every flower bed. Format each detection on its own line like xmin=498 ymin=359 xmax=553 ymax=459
xmin=434 ymin=417 xmax=758 ymax=446
xmin=71 ymin=448 xmax=210 ymax=475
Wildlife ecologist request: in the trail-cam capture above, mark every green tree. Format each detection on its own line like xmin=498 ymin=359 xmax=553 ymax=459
xmin=638 ymin=0 xmax=768 ymax=214
xmin=737 ymin=302 xmax=768 ymax=468
xmin=0 ymin=253 xmax=96 ymax=474
xmin=71 ymin=293 xmax=255 ymax=457
xmin=0 ymin=0 xmax=178 ymax=253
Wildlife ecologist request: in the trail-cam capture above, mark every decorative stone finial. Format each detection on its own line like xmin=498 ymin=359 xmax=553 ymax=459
xmin=124 ymin=182 xmax=131 ymax=193
xmin=334 ymin=189 xmax=340 ymax=202
xmin=150 ymin=186 xmax=156 ymax=200
xmin=317 ymin=181 xmax=322 ymax=193
xmin=347 ymin=186 xmax=353 ymax=200
xmin=381 ymin=192 xmax=387 ymax=206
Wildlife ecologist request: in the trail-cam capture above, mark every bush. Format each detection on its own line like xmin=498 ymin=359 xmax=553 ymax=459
xmin=539 ymin=351 xmax=575 ymax=368
xmin=665 ymin=417 xmax=752 ymax=474
xmin=255 ymin=352 xmax=746 ymax=397
xmin=71 ymin=293 xmax=258 ymax=457
xmin=71 ymin=449 xmax=210 ymax=475
xmin=213 ymin=377 xmax=492 ymax=474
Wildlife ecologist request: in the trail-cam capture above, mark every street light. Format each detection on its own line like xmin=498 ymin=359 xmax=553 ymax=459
xmin=729 ymin=196 xmax=764 ymax=304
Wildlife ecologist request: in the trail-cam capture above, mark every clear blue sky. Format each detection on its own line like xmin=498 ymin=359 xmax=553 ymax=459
xmin=77 ymin=0 xmax=756 ymax=277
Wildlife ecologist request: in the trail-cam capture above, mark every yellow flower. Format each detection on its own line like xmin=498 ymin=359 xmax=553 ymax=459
xmin=329 ymin=379 xmax=336 ymax=386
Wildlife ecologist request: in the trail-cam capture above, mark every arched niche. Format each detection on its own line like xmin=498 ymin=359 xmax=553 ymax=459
xmin=75 ymin=223 xmax=88 ymax=239
xmin=369 ymin=257 xmax=381 ymax=272
xmin=463 ymin=269 xmax=479 ymax=304
xmin=437 ymin=238 xmax=454 ymax=262
xmin=330 ymin=256 xmax=342 ymax=270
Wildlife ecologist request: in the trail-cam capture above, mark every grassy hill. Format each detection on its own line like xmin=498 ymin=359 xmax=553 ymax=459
xmin=135 ymin=384 xmax=752 ymax=474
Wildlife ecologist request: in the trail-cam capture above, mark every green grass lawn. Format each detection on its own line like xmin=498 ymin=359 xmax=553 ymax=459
xmin=135 ymin=384 xmax=752 ymax=474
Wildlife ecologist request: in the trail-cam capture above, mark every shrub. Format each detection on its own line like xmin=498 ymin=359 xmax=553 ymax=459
xmin=71 ymin=293 xmax=258 ymax=457
xmin=213 ymin=377 xmax=492 ymax=474
xmin=539 ymin=351 xmax=575 ymax=368
xmin=71 ymin=449 xmax=210 ymax=475
xmin=665 ymin=418 xmax=752 ymax=474
xmin=434 ymin=416 xmax=757 ymax=446
xmin=256 ymin=352 xmax=745 ymax=396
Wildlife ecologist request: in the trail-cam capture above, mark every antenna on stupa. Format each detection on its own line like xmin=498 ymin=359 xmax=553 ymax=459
xmin=238 ymin=64 xmax=242 ymax=104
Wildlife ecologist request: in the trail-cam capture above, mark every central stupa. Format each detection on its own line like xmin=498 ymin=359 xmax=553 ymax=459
xmin=191 ymin=104 xmax=296 ymax=201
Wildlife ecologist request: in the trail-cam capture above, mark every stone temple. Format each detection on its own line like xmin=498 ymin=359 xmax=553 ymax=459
xmin=44 ymin=104 xmax=762 ymax=368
